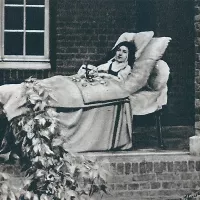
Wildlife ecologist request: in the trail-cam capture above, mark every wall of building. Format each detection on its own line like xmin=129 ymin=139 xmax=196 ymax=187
xmin=54 ymin=0 xmax=195 ymax=128
xmin=195 ymin=0 xmax=200 ymax=136
xmin=135 ymin=0 xmax=195 ymax=127
xmin=0 ymin=0 xmax=195 ymax=130
xmin=0 ymin=69 xmax=50 ymax=85
xmin=5 ymin=152 xmax=200 ymax=200
xmin=55 ymin=0 xmax=137 ymax=75
xmin=102 ymin=152 xmax=200 ymax=200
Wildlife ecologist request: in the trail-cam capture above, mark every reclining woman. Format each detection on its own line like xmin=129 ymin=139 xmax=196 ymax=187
xmin=78 ymin=41 xmax=136 ymax=82
xmin=0 ymin=41 xmax=137 ymax=154
xmin=0 ymin=33 xmax=171 ymax=153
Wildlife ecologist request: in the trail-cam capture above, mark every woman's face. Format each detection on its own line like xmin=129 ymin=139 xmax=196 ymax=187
xmin=115 ymin=45 xmax=129 ymax=63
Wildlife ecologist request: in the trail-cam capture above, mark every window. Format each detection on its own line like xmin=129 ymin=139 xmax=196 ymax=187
xmin=0 ymin=0 xmax=50 ymax=69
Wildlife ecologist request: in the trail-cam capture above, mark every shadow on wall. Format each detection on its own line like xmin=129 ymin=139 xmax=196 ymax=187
xmin=135 ymin=0 xmax=195 ymax=126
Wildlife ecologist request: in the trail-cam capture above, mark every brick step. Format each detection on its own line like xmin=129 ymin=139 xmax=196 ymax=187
xmin=83 ymin=151 xmax=200 ymax=200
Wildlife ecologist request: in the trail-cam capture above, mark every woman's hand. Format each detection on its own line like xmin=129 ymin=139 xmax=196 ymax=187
xmin=88 ymin=65 xmax=98 ymax=77
xmin=77 ymin=64 xmax=97 ymax=78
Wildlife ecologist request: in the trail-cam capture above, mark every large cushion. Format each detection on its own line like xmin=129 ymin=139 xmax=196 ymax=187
xmin=130 ymin=86 xmax=168 ymax=115
xmin=147 ymin=60 xmax=170 ymax=91
xmin=113 ymin=31 xmax=154 ymax=60
xmin=124 ymin=37 xmax=171 ymax=94
xmin=138 ymin=37 xmax=171 ymax=61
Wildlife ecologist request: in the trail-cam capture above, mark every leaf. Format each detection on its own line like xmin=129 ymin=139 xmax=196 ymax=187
xmin=35 ymin=169 xmax=46 ymax=178
xmin=0 ymin=172 xmax=10 ymax=180
xmin=89 ymin=170 xmax=98 ymax=179
xmin=12 ymin=153 xmax=20 ymax=160
xmin=25 ymin=146 xmax=31 ymax=153
xmin=40 ymin=101 xmax=47 ymax=110
xmin=23 ymin=124 xmax=32 ymax=133
xmin=55 ymin=163 xmax=64 ymax=172
xmin=29 ymin=94 xmax=42 ymax=101
xmin=26 ymin=88 xmax=34 ymax=94
xmin=33 ymin=102 xmax=42 ymax=111
xmin=18 ymin=118 xmax=25 ymax=126
xmin=98 ymin=168 xmax=110 ymax=181
xmin=38 ymin=88 xmax=45 ymax=95
xmin=68 ymin=165 xmax=77 ymax=175
xmin=33 ymin=144 xmax=41 ymax=154
xmin=23 ymin=179 xmax=32 ymax=189
xmin=38 ymin=156 xmax=47 ymax=166
xmin=46 ymin=108 xmax=58 ymax=117
xmin=32 ymin=138 xmax=40 ymax=146
xmin=40 ymin=130 xmax=51 ymax=140
xmin=31 ymin=156 xmax=39 ymax=163
xmin=8 ymin=190 xmax=16 ymax=200
xmin=48 ymin=93 xmax=58 ymax=102
xmin=42 ymin=144 xmax=54 ymax=155
xmin=0 ymin=183 xmax=8 ymax=194
xmin=1 ymin=194 xmax=8 ymax=200
xmin=32 ymin=194 xmax=39 ymax=200
xmin=34 ymin=115 xmax=43 ymax=120
xmin=43 ymin=91 xmax=49 ymax=100
xmin=66 ymin=190 xmax=77 ymax=197
xmin=27 ymin=131 xmax=35 ymax=139
xmin=0 ymin=152 xmax=11 ymax=162
xmin=24 ymin=191 xmax=32 ymax=199
xmin=48 ymin=123 xmax=56 ymax=134
xmin=38 ymin=118 xmax=46 ymax=126
xmin=52 ymin=138 xmax=63 ymax=147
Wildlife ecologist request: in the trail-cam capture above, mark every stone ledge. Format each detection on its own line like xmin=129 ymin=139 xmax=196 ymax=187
xmin=82 ymin=150 xmax=192 ymax=162
xmin=0 ymin=150 xmax=199 ymax=200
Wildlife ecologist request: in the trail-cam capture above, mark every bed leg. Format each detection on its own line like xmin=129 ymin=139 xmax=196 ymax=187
xmin=155 ymin=110 xmax=165 ymax=149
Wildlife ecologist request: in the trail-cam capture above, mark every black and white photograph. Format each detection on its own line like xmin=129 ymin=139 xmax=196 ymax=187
xmin=0 ymin=0 xmax=197 ymax=199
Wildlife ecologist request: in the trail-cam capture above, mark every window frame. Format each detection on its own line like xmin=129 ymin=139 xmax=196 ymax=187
xmin=0 ymin=0 xmax=50 ymax=67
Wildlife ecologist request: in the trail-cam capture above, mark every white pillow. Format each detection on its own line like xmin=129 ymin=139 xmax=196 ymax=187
xmin=124 ymin=37 xmax=171 ymax=94
xmin=134 ymin=31 xmax=154 ymax=59
xmin=113 ymin=31 xmax=154 ymax=59
xmin=138 ymin=37 xmax=171 ymax=61
xmin=147 ymin=60 xmax=170 ymax=91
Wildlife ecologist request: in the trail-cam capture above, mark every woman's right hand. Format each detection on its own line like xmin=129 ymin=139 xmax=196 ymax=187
xmin=77 ymin=64 xmax=86 ymax=78
xmin=77 ymin=64 xmax=97 ymax=78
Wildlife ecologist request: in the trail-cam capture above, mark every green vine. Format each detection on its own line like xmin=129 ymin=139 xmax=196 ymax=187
xmin=0 ymin=77 xmax=109 ymax=200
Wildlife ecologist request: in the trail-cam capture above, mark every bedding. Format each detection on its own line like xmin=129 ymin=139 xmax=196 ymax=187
xmin=0 ymin=32 xmax=171 ymax=152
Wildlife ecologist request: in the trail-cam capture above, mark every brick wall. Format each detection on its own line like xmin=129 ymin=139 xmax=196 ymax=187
xmin=55 ymin=0 xmax=195 ymax=127
xmin=195 ymin=0 xmax=200 ymax=136
xmin=55 ymin=0 xmax=137 ymax=75
xmin=5 ymin=152 xmax=200 ymax=200
xmin=157 ymin=0 xmax=195 ymax=127
xmin=135 ymin=0 xmax=195 ymax=126
xmin=0 ymin=0 xmax=196 ymax=133
xmin=0 ymin=69 xmax=51 ymax=85
xmin=93 ymin=152 xmax=200 ymax=200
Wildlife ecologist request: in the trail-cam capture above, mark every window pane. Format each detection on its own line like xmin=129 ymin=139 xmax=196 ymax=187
xmin=5 ymin=0 xmax=23 ymax=4
xmin=26 ymin=7 xmax=44 ymax=30
xmin=5 ymin=7 xmax=23 ymax=30
xmin=4 ymin=32 xmax=23 ymax=55
xmin=26 ymin=33 xmax=44 ymax=55
xmin=26 ymin=0 xmax=44 ymax=5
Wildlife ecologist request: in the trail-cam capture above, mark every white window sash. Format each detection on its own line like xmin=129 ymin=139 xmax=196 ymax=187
xmin=44 ymin=0 xmax=49 ymax=60
xmin=1 ymin=0 xmax=49 ymax=61
xmin=0 ymin=0 xmax=4 ymax=61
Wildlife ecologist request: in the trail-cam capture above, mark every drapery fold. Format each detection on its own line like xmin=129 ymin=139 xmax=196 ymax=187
xmin=0 ymin=75 xmax=166 ymax=152
xmin=57 ymin=100 xmax=132 ymax=152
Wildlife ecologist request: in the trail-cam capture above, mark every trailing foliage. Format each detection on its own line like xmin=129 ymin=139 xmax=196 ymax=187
xmin=0 ymin=77 xmax=109 ymax=200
